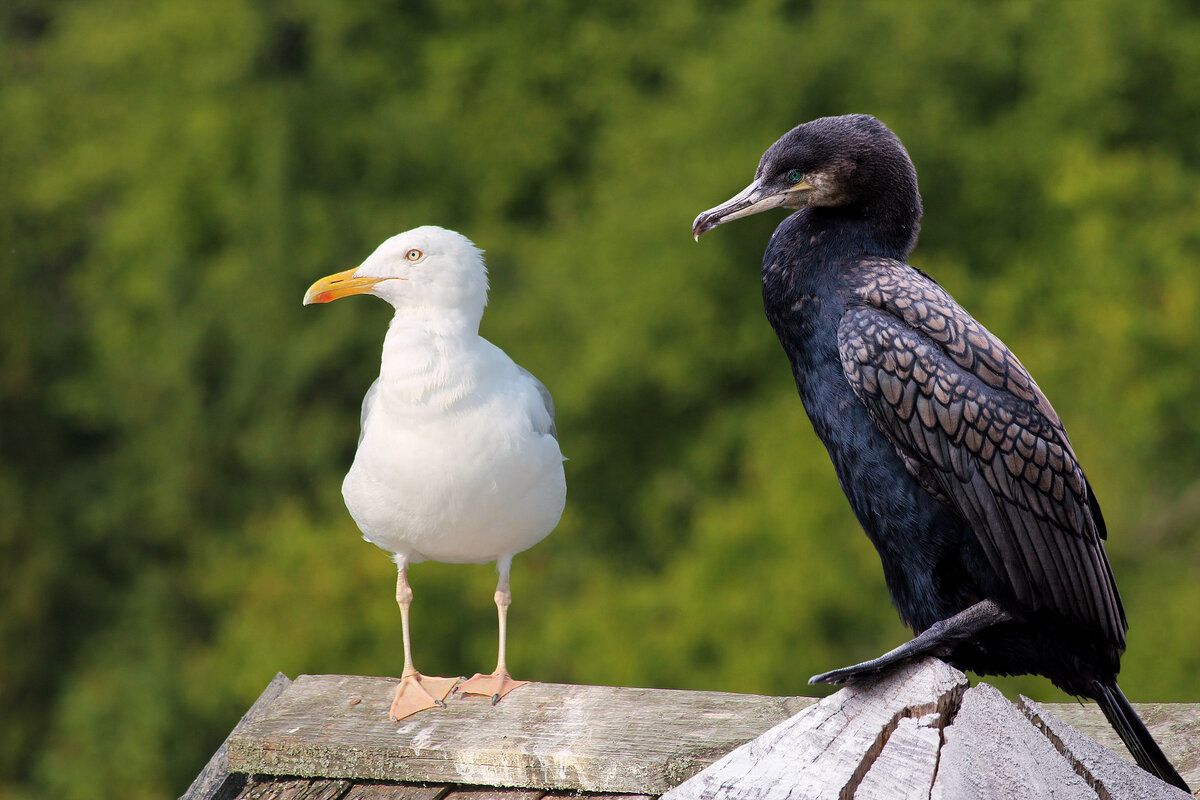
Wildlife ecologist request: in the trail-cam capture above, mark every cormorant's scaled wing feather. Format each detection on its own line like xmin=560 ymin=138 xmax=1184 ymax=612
xmin=837 ymin=260 xmax=1125 ymax=647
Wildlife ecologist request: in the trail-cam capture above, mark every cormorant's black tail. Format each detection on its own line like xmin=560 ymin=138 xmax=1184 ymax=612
xmin=1093 ymin=679 xmax=1190 ymax=792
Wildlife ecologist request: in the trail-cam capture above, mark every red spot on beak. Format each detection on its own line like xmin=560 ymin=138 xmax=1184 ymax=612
xmin=313 ymin=291 xmax=333 ymax=304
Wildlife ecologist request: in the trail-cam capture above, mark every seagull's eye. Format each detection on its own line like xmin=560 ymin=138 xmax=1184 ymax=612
xmin=405 ymin=249 xmax=424 ymax=262
xmin=787 ymin=169 xmax=804 ymax=184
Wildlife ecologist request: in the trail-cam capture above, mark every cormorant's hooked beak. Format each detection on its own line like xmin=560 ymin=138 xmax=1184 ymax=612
xmin=692 ymin=176 xmax=815 ymax=240
xmin=303 ymin=266 xmax=385 ymax=305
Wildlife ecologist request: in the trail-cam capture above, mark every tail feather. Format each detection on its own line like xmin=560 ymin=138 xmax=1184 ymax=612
xmin=1093 ymin=679 xmax=1191 ymax=793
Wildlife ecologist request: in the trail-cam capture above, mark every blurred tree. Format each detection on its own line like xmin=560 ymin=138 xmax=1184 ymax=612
xmin=2 ymin=0 xmax=1199 ymax=797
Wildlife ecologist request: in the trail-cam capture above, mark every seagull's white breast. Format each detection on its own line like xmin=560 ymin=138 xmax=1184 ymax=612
xmin=342 ymin=332 xmax=566 ymax=566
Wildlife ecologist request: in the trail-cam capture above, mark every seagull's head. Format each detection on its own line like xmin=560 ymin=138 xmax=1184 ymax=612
xmin=304 ymin=226 xmax=488 ymax=320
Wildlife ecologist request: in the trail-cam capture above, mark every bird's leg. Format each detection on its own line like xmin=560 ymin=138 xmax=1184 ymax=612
xmin=389 ymin=564 xmax=460 ymax=721
xmin=808 ymin=599 xmax=1013 ymax=685
xmin=458 ymin=557 xmax=529 ymax=704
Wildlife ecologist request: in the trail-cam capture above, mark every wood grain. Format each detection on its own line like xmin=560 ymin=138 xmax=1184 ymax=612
xmin=661 ymin=658 xmax=968 ymax=800
xmin=931 ymin=683 xmax=1095 ymax=799
xmin=237 ymin=777 xmax=351 ymax=800
xmin=659 ymin=659 xmax=1196 ymax=799
xmin=227 ymin=676 xmax=814 ymax=795
xmin=183 ymin=672 xmax=293 ymax=800
xmin=440 ymin=789 xmax=543 ymax=800
xmin=1039 ymin=699 xmax=1200 ymax=791
xmin=1021 ymin=697 xmax=1193 ymax=800
xmin=854 ymin=714 xmax=942 ymax=800
xmin=214 ymin=666 xmax=1199 ymax=798
xmin=338 ymin=782 xmax=449 ymax=800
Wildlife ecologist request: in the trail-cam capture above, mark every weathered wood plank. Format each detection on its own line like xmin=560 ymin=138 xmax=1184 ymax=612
xmin=227 ymin=677 xmax=814 ymax=795
xmin=439 ymin=789 xmax=544 ymax=800
xmin=339 ymin=782 xmax=449 ymax=800
xmin=662 ymin=658 xmax=968 ymax=800
xmin=236 ymin=777 xmax=311 ymax=800
xmin=1040 ymin=699 xmax=1200 ymax=791
xmin=1021 ymin=697 xmax=1193 ymax=800
xmin=854 ymin=713 xmax=943 ymax=800
xmin=236 ymin=777 xmax=352 ymax=800
xmin=931 ymin=683 xmax=1095 ymax=800
xmin=183 ymin=672 xmax=293 ymax=800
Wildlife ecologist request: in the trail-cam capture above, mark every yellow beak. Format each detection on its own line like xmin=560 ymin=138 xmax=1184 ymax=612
xmin=302 ymin=267 xmax=383 ymax=305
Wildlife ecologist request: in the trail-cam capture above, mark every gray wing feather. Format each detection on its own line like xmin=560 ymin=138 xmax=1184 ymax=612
xmin=518 ymin=365 xmax=558 ymax=439
xmin=359 ymin=377 xmax=381 ymax=446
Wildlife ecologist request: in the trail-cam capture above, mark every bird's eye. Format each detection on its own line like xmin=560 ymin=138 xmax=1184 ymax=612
xmin=405 ymin=249 xmax=424 ymax=262
xmin=787 ymin=169 xmax=805 ymax=184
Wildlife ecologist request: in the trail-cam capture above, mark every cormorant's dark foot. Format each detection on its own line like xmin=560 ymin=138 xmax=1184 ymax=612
xmin=808 ymin=599 xmax=1013 ymax=686
xmin=809 ymin=660 xmax=894 ymax=686
xmin=809 ymin=651 xmax=924 ymax=685
xmin=808 ymin=634 xmax=942 ymax=685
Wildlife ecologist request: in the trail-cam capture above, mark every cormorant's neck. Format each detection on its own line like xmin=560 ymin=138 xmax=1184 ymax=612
xmin=760 ymin=190 xmax=919 ymax=348
xmin=805 ymin=190 xmax=920 ymax=263
xmin=761 ymin=170 xmax=921 ymax=351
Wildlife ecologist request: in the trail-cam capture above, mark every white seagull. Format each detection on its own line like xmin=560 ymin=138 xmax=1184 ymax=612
xmin=304 ymin=226 xmax=566 ymax=720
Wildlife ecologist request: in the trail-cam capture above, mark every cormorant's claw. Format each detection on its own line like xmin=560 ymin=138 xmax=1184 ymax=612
xmin=809 ymin=599 xmax=1013 ymax=686
xmin=808 ymin=664 xmax=883 ymax=686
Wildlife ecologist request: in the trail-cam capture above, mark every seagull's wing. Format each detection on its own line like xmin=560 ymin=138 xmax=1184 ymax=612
xmin=518 ymin=365 xmax=557 ymax=440
xmin=837 ymin=259 xmax=1125 ymax=648
xmin=358 ymin=377 xmax=381 ymax=446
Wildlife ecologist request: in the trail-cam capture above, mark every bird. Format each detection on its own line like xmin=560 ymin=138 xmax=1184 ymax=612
xmin=303 ymin=225 xmax=566 ymax=721
xmin=692 ymin=114 xmax=1189 ymax=791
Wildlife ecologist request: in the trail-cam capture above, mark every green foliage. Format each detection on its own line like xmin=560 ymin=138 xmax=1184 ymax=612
xmin=3 ymin=1 xmax=1200 ymax=797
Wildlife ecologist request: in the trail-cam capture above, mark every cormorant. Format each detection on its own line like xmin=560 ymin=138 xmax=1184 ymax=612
xmin=692 ymin=114 xmax=1189 ymax=791
xmin=304 ymin=226 xmax=566 ymax=720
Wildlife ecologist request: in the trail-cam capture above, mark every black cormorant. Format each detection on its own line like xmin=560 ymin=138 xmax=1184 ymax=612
xmin=692 ymin=114 xmax=1189 ymax=791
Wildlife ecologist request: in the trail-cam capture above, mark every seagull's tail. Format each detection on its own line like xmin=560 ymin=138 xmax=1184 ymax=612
xmin=1093 ymin=678 xmax=1190 ymax=792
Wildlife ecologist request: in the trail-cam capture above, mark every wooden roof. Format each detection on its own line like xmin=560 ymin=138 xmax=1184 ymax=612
xmin=183 ymin=662 xmax=1200 ymax=800
xmin=232 ymin=777 xmax=646 ymax=799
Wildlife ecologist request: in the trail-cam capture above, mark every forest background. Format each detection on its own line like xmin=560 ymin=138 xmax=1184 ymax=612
xmin=3 ymin=1 xmax=1200 ymax=798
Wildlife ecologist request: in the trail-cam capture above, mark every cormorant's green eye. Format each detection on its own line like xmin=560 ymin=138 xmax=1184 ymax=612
xmin=787 ymin=169 xmax=804 ymax=184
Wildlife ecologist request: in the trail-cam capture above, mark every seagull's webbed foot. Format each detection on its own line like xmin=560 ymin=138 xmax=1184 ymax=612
xmin=389 ymin=673 xmax=461 ymax=721
xmin=808 ymin=599 xmax=1013 ymax=686
xmin=458 ymin=566 xmax=529 ymax=705
xmin=457 ymin=670 xmax=529 ymax=705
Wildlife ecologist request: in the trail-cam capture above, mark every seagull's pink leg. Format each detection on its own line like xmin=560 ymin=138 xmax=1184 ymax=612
xmin=389 ymin=561 xmax=459 ymax=720
xmin=458 ymin=556 xmax=529 ymax=704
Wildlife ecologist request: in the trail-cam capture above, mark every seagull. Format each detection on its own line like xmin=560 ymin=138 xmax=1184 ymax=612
xmin=303 ymin=226 xmax=566 ymax=720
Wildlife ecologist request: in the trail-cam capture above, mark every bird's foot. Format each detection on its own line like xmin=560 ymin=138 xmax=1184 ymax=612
xmin=809 ymin=658 xmax=899 ymax=686
xmin=457 ymin=670 xmax=529 ymax=705
xmin=389 ymin=673 xmax=461 ymax=721
xmin=809 ymin=632 xmax=951 ymax=685
xmin=809 ymin=600 xmax=1014 ymax=686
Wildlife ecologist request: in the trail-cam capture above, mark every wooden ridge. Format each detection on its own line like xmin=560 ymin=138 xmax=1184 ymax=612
xmin=664 ymin=660 xmax=1196 ymax=800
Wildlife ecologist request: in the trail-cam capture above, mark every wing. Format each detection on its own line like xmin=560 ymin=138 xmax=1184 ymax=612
xmin=518 ymin=365 xmax=558 ymax=440
xmin=838 ymin=261 xmax=1125 ymax=647
xmin=358 ymin=377 xmax=381 ymax=446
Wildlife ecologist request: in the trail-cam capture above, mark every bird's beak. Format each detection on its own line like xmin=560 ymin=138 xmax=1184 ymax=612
xmin=302 ymin=267 xmax=383 ymax=305
xmin=692 ymin=177 xmax=814 ymax=240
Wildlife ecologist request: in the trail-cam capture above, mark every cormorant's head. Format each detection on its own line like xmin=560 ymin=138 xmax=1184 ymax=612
xmin=692 ymin=114 xmax=919 ymax=241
